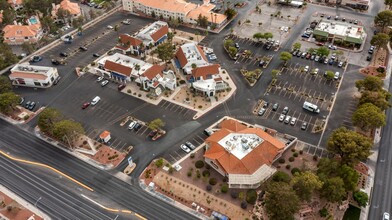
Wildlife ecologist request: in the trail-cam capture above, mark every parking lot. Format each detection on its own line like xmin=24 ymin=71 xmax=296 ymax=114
xmin=157 ymin=100 xmax=197 ymax=120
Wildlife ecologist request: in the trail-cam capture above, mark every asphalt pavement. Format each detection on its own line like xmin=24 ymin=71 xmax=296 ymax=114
xmin=0 ymin=120 xmax=198 ymax=220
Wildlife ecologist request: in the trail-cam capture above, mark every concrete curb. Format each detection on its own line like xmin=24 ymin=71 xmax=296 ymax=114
xmin=0 ymin=185 xmax=51 ymax=220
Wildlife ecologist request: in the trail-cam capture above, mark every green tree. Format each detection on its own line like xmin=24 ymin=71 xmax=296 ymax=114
xmin=280 ymin=51 xmax=292 ymax=64
xmin=224 ymin=39 xmax=234 ymax=49
xmin=253 ymin=32 xmax=264 ymax=42
xmin=272 ymin=171 xmax=291 ymax=183
xmin=155 ymin=42 xmax=174 ymax=62
xmin=168 ymin=18 xmax=180 ymax=32
xmin=316 ymin=46 xmax=330 ymax=57
xmin=148 ymin=118 xmax=165 ymax=130
xmin=325 ymin=71 xmax=334 ymax=80
xmin=196 ymin=14 xmax=209 ymax=28
xmin=38 ymin=108 xmax=64 ymax=135
xmin=271 ymin=69 xmax=279 ymax=79
xmin=317 ymin=158 xmax=340 ymax=182
xmin=292 ymin=42 xmax=301 ymax=50
xmin=0 ymin=43 xmax=19 ymax=69
xmin=56 ymin=8 xmax=71 ymax=24
xmin=228 ymin=46 xmax=238 ymax=57
xmin=41 ymin=16 xmax=58 ymax=34
xmin=355 ymin=76 xmax=383 ymax=92
xmin=320 ymin=177 xmax=346 ymax=202
xmin=374 ymin=10 xmax=392 ymax=30
xmin=21 ymin=43 xmax=35 ymax=54
xmin=224 ymin=8 xmax=237 ymax=20
xmin=353 ymin=191 xmax=369 ymax=207
xmin=338 ymin=164 xmax=359 ymax=191
xmin=52 ymin=120 xmax=85 ymax=145
xmin=263 ymin=32 xmax=273 ymax=39
xmin=0 ymin=92 xmax=20 ymax=114
xmin=370 ymin=33 xmax=390 ymax=49
xmin=386 ymin=0 xmax=392 ymax=9
xmin=352 ymin=103 xmax=386 ymax=131
xmin=359 ymin=90 xmax=391 ymax=111
xmin=264 ymin=182 xmax=300 ymax=220
xmin=327 ymin=127 xmax=373 ymax=166
xmin=291 ymin=171 xmax=323 ymax=201
xmin=1 ymin=9 xmax=16 ymax=25
xmin=0 ymin=76 xmax=12 ymax=93
xmin=167 ymin=32 xmax=174 ymax=42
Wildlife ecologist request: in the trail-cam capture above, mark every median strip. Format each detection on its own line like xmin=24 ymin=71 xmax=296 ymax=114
xmin=0 ymin=150 xmax=94 ymax=192
xmin=81 ymin=194 xmax=147 ymax=220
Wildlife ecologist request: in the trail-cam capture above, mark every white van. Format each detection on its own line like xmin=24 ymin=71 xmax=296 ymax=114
xmin=91 ymin=96 xmax=101 ymax=105
xmin=303 ymin=101 xmax=320 ymax=113
xmin=334 ymin=72 xmax=340 ymax=80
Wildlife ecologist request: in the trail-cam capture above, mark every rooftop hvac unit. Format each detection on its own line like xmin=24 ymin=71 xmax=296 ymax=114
xmin=241 ymin=138 xmax=248 ymax=143
xmin=242 ymin=143 xmax=249 ymax=150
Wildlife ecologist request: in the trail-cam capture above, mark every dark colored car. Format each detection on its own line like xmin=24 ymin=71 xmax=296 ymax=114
xmin=93 ymin=53 xmax=100 ymax=57
xmin=259 ymin=60 xmax=266 ymax=67
xmin=82 ymin=102 xmax=90 ymax=109
xmin=134 ymin=123 xmax=142 ymax=131
xmin=263 ymin=101 xmax=269 ymax=108
xmin=53 ymin=76 xmax=61 ymax=85
xmin=366 ymin=55 xmax=372 ymax=61
xmin=282 ymin=106 xmax=289 ymax=115
xmin=118 ymin=84 xmax=126 ymax=91
xmin=59 ymin=52 xmax=68 ymax=57
xmin=24 ymin=101 xmax=31 ymax=109
xmin=185 ymin=141 xmax=196 ymax=150
xmin=148 ymin=130 xmax=158 ymax=137
xmin=272 ymin=103 xmax=279 ymax=111
xmin=79 ymin=46 xmax=88 ymax=51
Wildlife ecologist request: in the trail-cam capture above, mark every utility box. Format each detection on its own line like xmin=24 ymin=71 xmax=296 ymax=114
xmin=99 ymin=130 xmax=111 ymax=143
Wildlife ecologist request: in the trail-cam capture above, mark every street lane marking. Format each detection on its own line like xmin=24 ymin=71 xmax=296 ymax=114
xmin=81 ymin=194 xmax=147 ymax=220
xmin=0 ymin=150 xmax=94 ymax=192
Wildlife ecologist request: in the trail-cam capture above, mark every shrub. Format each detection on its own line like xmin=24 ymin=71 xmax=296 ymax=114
xmin=291 ymin=148 xmax=296 ymax=152
xmin=246 ymin=190 xmax=257 ymax=204
xmin=138 ymin=94 xmax=142 ymax=97
xmin=155 ymin=158 xmax=164 ymax=167
xmin=293 ymin=152 xmax=299 ymax=157
xmin=313 ymin=155 xmax=318 ymax=161
xmin=206 ymin=185 xmax=212 ymax=191
xmin=23 ymin=115 xmax=30 ymax=120
xmin=239 ymin=192 xmax=245 ymax=200
xmin=223 ymin=176 xmax=228 ymax=182
xmin=209 ymin=178 xmax=217 ymax=185
xmin=187 ymin=171 xmax=192 ymax=177
xmin=319 ymin=207 xmax=328 ymax=217
xmin=195 ymin=160 xmax=204 ymax=168
xmin=286 ymin=164 xmax=291 ymax=169
xmin=289 ymin=157 xmax=295 ymax=162
xmin=278 ymin=158 xmax=285 ymax=164
xmin=231 ymin=191 xmax=238 ymax=199
xmin=272 ymin=171 xmax=291 ymax=183
xmin=179 ymin=80 xmax=186 ymax=85
xmin=299 ymin=150 xmax=303 ymax=155
xmin=205 ymin=164 xmax=211 ymax=169
xmin=241 ymin=201 xmax=248 ymax=209
xmin=190 ymin=153 xmax=195 ymax=159
xmin=202 ymin=170 xmax=210 ymax=177
xmin=291 ymin=168 xmax=301 ymax=175
xmin=221 ymin=184 xmax=229 ymax=193
xmin=127 ymin=89 xmax=132 ymax=93
xmin=196 ymin=169 xmax=201 ymax=179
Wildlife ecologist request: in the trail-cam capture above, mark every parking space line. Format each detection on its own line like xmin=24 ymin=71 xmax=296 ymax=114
xmin=139 ymin=127 xmax=149 ymax=136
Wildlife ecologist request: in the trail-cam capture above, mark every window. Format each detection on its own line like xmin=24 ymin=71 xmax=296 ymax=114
xmin=34 ymin=82 xmax=41 ymax=86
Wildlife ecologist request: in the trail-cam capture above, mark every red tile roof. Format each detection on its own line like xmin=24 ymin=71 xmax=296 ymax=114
xmin=197 ymin=45 xmax=208 ymax=62
xmin=204 ymin=119 xmax=285 ymax=175
xmin=142 ymin=64 xmax=164 ymax=80
xmin=104 ymin=60 xmax=132 ymax=76
xmin=175 ymin=47 xmax=188 ymax=68
xmin=117 ymin=34 xmax=142 ymax=50
xmin=192 ymin=64 xmax=220 ymax=79
xmin=150 ymin=25 xmax=169 ymax=42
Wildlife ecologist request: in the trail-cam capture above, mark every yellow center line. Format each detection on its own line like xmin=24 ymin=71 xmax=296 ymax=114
xmin=0 ymin=150 xmax=94 ymax=192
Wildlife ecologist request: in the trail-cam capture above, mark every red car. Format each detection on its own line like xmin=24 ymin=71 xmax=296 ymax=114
xmin=148 ymin=130 xmax=158 ymax=137
xmin=82 ymin=102 xmax=90 ymax=109
xmin=118 ymin=84 xmax=126 ymax=91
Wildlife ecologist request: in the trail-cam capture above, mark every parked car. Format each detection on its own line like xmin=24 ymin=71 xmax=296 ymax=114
xmin=312 ymin=68 xmax=319 ymax=75
xmin=118 ymin=84 xmax=126 ymax=91
xmin=327 ymin=15 xmax=331 ymax=19
xmin=305 ymin=53 xmax=311 ymax=59
xmin=314 ymin=56 xmax=320 ymax=62
xmin=383 ymin=212 xmax=390 ymax=220
xmin=279 ymin=114 xmax=285 ymax=122
xmin=258 ymin=108 xmax=266 ymax=116
xmin=328 ymin=58 xmax=334 ymax=65
xmin=338 ymin=61 xmax=344 ymax=68
xmin=107 ymin=25 xmax=113 ymax=29
xmin=301 ymin=122 xmax=308 ymax=130
xmin=304 ymin=65 xmax=309 ymax=73
xmin=148 ymin=130 xmax=158 ymax=137
xmin=272 ymin=103 xmax=279 ymax=111
xmin=366 ymin=54 xmax=372 ymax=61
xmin=290 ymin=117 xmax=297 ymax=125
xmin=209 ymin=54 xmax=217 ymax=60
xmin=368 ymin=46 xmax=375 ymax=54
xmin=93 ymin=53 xmax=100 ymax=57
xmin=53 ymin=76 xmax=61 ymax=85
xmin=334 ymin=72 xmax=340 ymax=80
xmin=180 ymin=144 xmax=191 ymax=153
xmin=122 ymin=19 xmax=132 ymax=25
xmin=79 ymin=46 xmax=88 ymax=51
xmin=96 ymin=76 xmax=104 ymax=82
xmin=101 ymin=80 xmax=109 ymax=87
xmin=282 ymin=106 xmax=289 ymax=115
xmin=82 ymin=102 xmax=90 ymax=109
xmin=59 ymin=52 xmax=68 ymax=57
xmin=324 ymin=58 xmax=329 ymax=64
xmin=301 ymin=52 xmax=307 ymax=58
xmin=328 ymin=45 xmax=337 ymax=50
xmin=134 ymin=123 xmax=142 ymax=131
xmin=24 ymin=101 xmax=31 ymax=109
xmin=19 ymin=97 xmax=24 ymax=105
xmin=259 ymin=60 xmax=266 ymax=67
xmin=284 ymin=115 xmax=291 ymax=124
xmin=128 ymin=121 xmax=137 ymax=130
xmin=30 ymin=56 xmax=42 ymax=62
xmin=28 ymin=101 xmax=36 ymax=111
xmin=235 ymin=43 xmax=240 ymax=49
xmin=263 ymin=101 xmax=269 ymax=108
xmin=185 ymin=141 xmax=196 ymax=150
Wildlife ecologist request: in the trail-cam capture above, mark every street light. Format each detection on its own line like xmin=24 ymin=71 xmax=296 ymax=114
xmin=34 ymin=197 xmax=42 ymax=207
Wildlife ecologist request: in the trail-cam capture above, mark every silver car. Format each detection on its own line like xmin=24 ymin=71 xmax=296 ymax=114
xmin=101 ymin=80 xmax=109 ymax=87
xmin=180 ymin=144 xmax=191 ymax=153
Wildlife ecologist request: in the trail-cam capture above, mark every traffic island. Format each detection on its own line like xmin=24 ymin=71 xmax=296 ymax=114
xmin=124 ymin=163 xmax=136 ymax=175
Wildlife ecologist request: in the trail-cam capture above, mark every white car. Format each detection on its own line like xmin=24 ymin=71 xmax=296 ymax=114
xmin=312 ymin=68 xmax=319 ymax=75
xmin=107 ymin=25 xmax=113 ymax=29
xmin=290 ymin=117 xmax=297 ymax=125
xmin=284 ymin=115 xmax=291 ymax=124
xmin=279 ymin=114 xmax=285 ymax=122
xmin=128 ymin=121 xmax=136 ymax=130
xmin=96 ymin=76 xmax=104 ymax=82
xmin=283 ymin=26 xmax=289 ymax=32
xmin=209 ymin=54 xmax=217 ymax=60
xmin=304 ymin=66 xmax=309 ymax=72
xmin=384 ymin=212 xmax=390 ymax=220
xmin=101 ymin=80 xmax=109 ymax=87
xmin=122 ymin=19 xmax=131 ymax=25
xmin=180 ymin=144 xmax=191 ymax=153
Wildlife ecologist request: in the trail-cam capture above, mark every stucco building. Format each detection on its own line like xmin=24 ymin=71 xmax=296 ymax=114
xmin=9 ymin=64 xmax=59 ymax=88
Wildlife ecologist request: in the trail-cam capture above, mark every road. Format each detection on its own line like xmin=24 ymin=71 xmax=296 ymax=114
xmin=0 ymin=120 xmax=198 ymax=220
